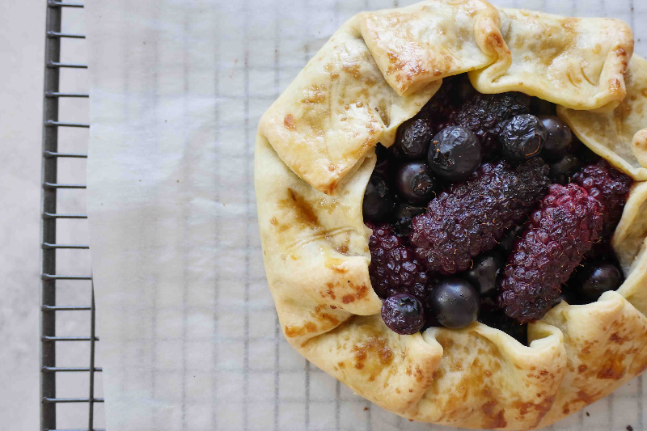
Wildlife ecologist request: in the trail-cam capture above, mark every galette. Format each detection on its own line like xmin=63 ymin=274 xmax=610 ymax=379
xmin=255 ymin=1 xmax=647 ymax=429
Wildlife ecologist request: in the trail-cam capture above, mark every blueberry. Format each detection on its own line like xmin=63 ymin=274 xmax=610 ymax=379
xmin=428 ymin=126 xmax=482 ymax=181
xmin=394 ymin=118 xmax=434 ymax=159
xmin=570 ymin=261 xmax=624 ymax=304
xmin=428 ymin=278 xmax=479 ymax=329
xmin=538 ymin=115 xmax=575 ymax=161
xmin=393 ymin=202 xmax=426 ymax=236
xmin=395 ymin=161 xmax=437 ymax=204
xmin=381 ymin=293 xmax=425 ymax=335
xmin=500 ymin=114 xmax=547 ymax=162
xmin=549 ymin=154 xmax=582 ymax=185
xmin=465 ymin=250 xmax=504 ymax=297
xmin=498 ymin=224 xmax=524 ymax=253
xmin=363 ymin=174 xmax=394 ymax=222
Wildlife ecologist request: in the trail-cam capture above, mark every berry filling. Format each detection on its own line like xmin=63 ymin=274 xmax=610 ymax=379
xmin=364 ymin=75 xmax=633 ymax=339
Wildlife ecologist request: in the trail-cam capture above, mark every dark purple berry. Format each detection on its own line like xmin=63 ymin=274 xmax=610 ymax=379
xmin=428 ymin=126 xmax=482 ymax=181
xmin=549 ymin=154 xmax=582 ymax=185
xmin=363 ymin=174 xmax=394 ymax=222
xmin=465 ymin=250 xmax=504 ymax=297
xmin=410 ymin=159 xmax=550 ymax=274
xmin=367 ymin=222 xmax=431 ymax=299
xmin=428 ymin=278 xmax=479 ymax=329
xmin=539 ymin=115 xmax=575 ymax=161
xmin=393 ymin=203 xmax=426 ymax=236
xmin=573 ymin=160 xmax=633 ymax=236
xmin=394 ymin=118 xmax=434 ymax=159
xmin=395 ymin=161 xmax=437 ymax=204
xmin=381 ymin=293 xmax=425 ymax=335
xmin=449 ymin=92 xmax=531 ymax=158
xmin=500 ymin=114 xmax=547 ymax=162
xmin=499 ymin=184 xmax=604 ymax=322
xmin=570 ymin=261 xmax=623 ymax=304
xmin=498 ymin=224 xmax=524 ymax=254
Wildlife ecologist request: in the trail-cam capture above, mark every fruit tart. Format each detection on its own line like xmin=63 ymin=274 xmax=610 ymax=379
xmin=255 ymin=1 xmax=647 ymax=429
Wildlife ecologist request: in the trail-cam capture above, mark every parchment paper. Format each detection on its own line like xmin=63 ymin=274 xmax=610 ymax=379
xmin=86 ymin=0 xmax=647 ymax=430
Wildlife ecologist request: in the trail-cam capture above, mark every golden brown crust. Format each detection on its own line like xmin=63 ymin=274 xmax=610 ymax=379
xmin=258 ymin=16 xmax=440 ymax=194
xmin=254 ymin=1 xmax=647 ymax=429
xmin=359 ymin=0 xmax=505 ymax=97
xmin=470 ymin=9 xmax=634 ymax=112
xmin=558 ymin=56 xmax=647 ymax=180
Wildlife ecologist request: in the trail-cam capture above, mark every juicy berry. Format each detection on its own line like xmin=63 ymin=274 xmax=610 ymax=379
xmin=428 ymin=278 xmax=479 ymax=329
xmin=428 ymin=126 xmax=482 ymax=181
xmin=499 ymin=184 xmax=604 ymax=322
xmin=394 ymin=118 xmax=434 ymax=159
xmin=549 ymin=154 xmax=582 ymax=185
xmin=381 ymin=293 xmax=425 ymax=335
xmin=449 ymin=92 xmax=531 ymax=158
xmin=500 ymin=114 xmax=547 ymax=162
xmin=393 ymin=203 xmax=426 ymax=236
xmin=568 ymin=261 xmax=624 ymax=304
xmin=573 ymin=160 xmax=632 ymax=236
xmin=363 ymin=174 xmax=394 ymax=222
xmin=366 ymin=222 xmax=430 ymax=299
xmin=538 ymin=115 xmax=575 ymax=161
xmin=410 ymin=158 xmax=550 ymax=274
xmin=465 ymin=250 xmax=504 ymax=297
xmin=395 ymin=161 xmax=437 ymax=204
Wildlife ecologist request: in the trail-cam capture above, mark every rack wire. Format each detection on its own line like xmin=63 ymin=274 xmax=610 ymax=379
xmin=40 ymin=1 xmax=103 ymax=430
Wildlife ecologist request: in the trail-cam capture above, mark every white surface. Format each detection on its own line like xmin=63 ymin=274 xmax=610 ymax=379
xmin=87 ymin=1 xmax=647 ymax=431
xmin=0 ymin=1 xmax=94 ymax=428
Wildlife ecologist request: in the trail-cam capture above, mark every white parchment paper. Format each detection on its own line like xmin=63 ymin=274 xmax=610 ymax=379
xmin=86 ymin=0 xmax=647 ymax=430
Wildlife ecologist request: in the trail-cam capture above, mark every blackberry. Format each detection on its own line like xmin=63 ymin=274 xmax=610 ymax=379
xmin=366 ymin=222 xmax=431 ymax=300
xmin=449 ymin=92 xmax=531 ymax=159
xmin=499 ymin=184 xmax=604 ymax=322
xmin=410 ymin=158 xmax=550 ymax=274
xmin=572 ymin=160 xmax=632 ymax=236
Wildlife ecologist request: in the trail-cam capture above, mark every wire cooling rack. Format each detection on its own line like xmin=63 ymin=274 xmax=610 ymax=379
xmin=40 ymin=1 xmax=104 ymax=430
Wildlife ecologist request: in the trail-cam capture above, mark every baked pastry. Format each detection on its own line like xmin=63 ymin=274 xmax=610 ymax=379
xmin=255 ymin=1 xmax=647 ymax=429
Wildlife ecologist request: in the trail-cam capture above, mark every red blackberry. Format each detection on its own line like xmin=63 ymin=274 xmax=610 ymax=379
xmin=409 ymin=158 xmax=550 ymax=274
xmin=499 ymin=184 xmax=604 ymax=322
xmin=572 ymin=160 xmax=632 ymax=236
xmin=366 ymin=222 xmax=431 ymax=300
xmin=449 ymin=92 xmax=531 ymax=158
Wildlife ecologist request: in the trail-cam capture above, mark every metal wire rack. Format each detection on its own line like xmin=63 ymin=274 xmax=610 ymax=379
xmin=40 ymin=1 xmax=103 ymax=430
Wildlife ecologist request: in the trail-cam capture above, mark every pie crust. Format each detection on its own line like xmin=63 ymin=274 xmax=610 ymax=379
xmin=255 ymin=1 xmax=647 ymax=429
